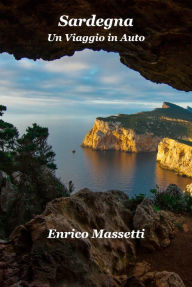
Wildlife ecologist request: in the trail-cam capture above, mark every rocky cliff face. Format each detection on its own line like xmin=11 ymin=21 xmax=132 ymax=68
xmin=82 ymin=119 xmax=161 ymax=152
xmin=0 ymin=188 xmax=184 ymax=287
xmin=185 ymin=183 xmax=192 ymax=194
xmin=157 ymin=138 xmax=192 ymax=177
xmin=82 ymin=103 xmax=192 ymax=152
xmin=0 ymin=1 xmax=192 ymax=91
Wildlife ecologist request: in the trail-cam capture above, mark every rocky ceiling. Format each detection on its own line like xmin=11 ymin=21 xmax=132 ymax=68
xmin=0 ymin=0 xmax=192 ymax=91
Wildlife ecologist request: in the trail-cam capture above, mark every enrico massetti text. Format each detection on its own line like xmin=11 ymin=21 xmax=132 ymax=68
xmin=47 ymin=229 xmax=145 ymax=239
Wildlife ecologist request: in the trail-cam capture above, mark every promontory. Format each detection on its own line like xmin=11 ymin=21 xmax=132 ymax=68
xmin=82 ymin=102 xmax=192 ymax=152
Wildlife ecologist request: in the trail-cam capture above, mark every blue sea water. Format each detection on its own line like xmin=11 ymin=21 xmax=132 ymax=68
xmin=5 ymin=116 xmax=192 ymax=196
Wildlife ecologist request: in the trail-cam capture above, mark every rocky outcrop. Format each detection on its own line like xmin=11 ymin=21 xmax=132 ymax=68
xmin=82 ymin=103 xmax=192 ymax=152
xmin=138 ymin=270 xmax=185 ymax=287
xmin=162 ymin=102 xmax=175 ymax=109
xmin=125 ymin=262 xmax=185 ymax=287
xmin=82 ymin=119 xmax=161 ymax=152
xmin=185 ymin=183 xmax=192 ymax=194
xmin=133 ymin=199 xmax=175 ymax=251
xmin=162 ymin=102 xmax=171 ymax=109
xmin=0 ymin=189 xmax=179 ymax=287
xmin=0 ymin=1 xmax=192 ymax=91
xmin=157 ymin=138 xmax=192 ymax=177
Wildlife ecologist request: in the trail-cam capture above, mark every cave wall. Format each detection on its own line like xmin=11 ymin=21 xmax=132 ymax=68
xmin=0 ymin=0 xmax=192 ymax=91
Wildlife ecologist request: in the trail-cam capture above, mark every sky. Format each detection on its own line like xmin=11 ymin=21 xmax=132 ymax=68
xmin=0 ymin=49 xmax=192 ymax=120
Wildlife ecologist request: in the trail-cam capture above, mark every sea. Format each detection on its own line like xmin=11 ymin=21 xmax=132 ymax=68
xmin=5 ymin=116 xmax=192 ymax=197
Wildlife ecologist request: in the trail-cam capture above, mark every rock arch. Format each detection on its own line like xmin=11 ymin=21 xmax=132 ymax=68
xmin=0 ymin=0 xmax=191 ymax=91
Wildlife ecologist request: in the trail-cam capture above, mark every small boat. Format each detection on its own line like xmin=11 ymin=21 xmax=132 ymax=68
xmin=72 ymin=150 xmax=76 ymax=153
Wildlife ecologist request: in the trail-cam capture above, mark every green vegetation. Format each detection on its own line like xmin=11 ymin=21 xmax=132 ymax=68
xmin=177 ymin=139 xmax=192 ymax=147
xmin=124 ymin=193 xmax=145 ymax=211
xmin=0 ymin=105 xmax=57 ymax=175
xmin=150 ymin=185 xmax=192 ymax=214
xmin=0 ymin=106 xmax=70 ymax=237
xmin=128 ymin=184 xmax=192 ymax=215
xmin=97 ymin=102 xmax=192 ymax=138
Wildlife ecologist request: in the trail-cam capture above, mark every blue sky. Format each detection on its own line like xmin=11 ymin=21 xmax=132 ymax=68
xmin=0 ymin=49 xmax=192 ymax=119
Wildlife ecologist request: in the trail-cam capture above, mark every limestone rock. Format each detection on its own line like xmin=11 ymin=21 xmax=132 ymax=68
xmin=133 ymin=199 xmax=175 ymax=250
xmin=185 ymin=183 xmax=192 ymax=195
xmin=82 ymin=103 xmax=192 ymax=153
xmin=157 ymin=138 xmax=192 ymax=177
xmin=82 ymin=118 xmax=161 ymax=152
xmin=162 ymin=102 xmax=172 ymax=109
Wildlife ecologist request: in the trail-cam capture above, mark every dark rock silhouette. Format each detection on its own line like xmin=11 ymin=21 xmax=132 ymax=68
xmin=0 ymin=1 xmax=191 ymax=91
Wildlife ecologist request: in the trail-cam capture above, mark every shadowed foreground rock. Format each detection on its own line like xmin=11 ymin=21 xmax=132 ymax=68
xmin=125 ymin=262 xmax=185 ymax=287
xmin=0 ymin=189 xmax=185 ymax=286
xmin=0 ymin=1 xmax=192 ymax=91
xmin=133 ymin=199 xmax=175 ymax=251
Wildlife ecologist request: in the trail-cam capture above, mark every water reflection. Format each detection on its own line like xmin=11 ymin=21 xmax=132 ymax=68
xmin=82 ymin=149 xmax=136 ymax=192
xmin=155 ymin=162 xmax=192 ymax=190
xmin=16 ymin=117 xmax=191 ymax=196
xmin=82 ymin=148 xmax=192 ymax=196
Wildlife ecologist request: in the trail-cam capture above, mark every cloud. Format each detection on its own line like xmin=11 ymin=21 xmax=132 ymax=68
xmin=0 ymin=49 xmax=191 ymax=118
xmin=100 ymin=75 xmax=122 ymax=84
xmin=18 ymin=59 xmax=37 ymax=69
xmin=43 ymin=58 xmax=90 ymax=74
xmin=74 ymin=85 xmax=95 ymax=93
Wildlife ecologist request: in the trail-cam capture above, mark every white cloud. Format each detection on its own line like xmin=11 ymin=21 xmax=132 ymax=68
xmin=18 ymin=59 xmax=37 ymax=69
xmin=43 ymin=59 xmax=90 ymax=74
xmin=0 ymin=49 xmax=192 ymax=118
xmin=100 ymin=75 xmax=122 ymax=84
xmin=0 ymin=95 xmax=62 ymax=106
xmin=89 ymin=99 xmax=161 ymax=107
xmin=75 ymin=85 xmax=95 ymax=93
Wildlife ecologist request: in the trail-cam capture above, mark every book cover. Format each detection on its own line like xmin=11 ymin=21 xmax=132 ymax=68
xmin=0 ymin=1 xmax=192 ymax=286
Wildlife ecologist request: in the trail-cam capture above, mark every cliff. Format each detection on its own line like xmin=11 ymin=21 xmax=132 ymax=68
xmin=82 ymin=118 xmax=161 ymax=152
xmin=82 ymin=103 xmax=192 ymax=152
xmin=157 ymin=138 xmax=192 ymax=177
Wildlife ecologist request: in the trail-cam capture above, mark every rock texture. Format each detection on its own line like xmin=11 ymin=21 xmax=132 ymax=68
xmin=82 ymin=119 xmax=162 ymax=152
xmin=0 ymin=189 xmax=179 ymax=287
xmin=82 ymin=103 xmax=192 ymax=152
xmin=133 ymin=199 xmax=175 ymax=251
xmin=0 ymin=189 xmax=135 ymax=287
xmin=157 ymin=138 xmax=192 ymax=177
xmin=185 ymin=182 xmax=192 ymax=194
xmin=0 ymin=1 xmax=192 ymax=90
xmin=125 ymin=262 xmax=185 ymax=287
xmin=136 ymin=270 xmax=185 ymax=287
